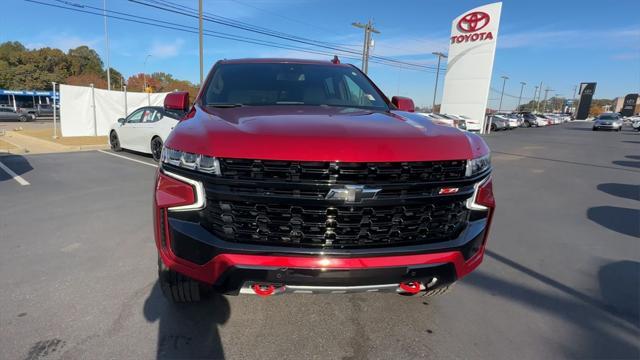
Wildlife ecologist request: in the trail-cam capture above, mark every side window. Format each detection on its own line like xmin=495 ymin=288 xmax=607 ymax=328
xmin=143 ymin=110 xmax=162 ymax=123
xmin=126 ymin=109 xmax=144 ymax=123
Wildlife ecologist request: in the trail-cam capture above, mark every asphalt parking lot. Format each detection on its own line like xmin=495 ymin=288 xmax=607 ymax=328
xmin=0 ymin=122 xmax=638 ymax=360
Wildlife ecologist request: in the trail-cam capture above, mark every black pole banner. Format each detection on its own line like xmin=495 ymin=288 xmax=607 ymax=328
xmin=575 ymin=82 xmax=596 ymax=120
xmin=620 ymin=94 xmax=638 ymax=117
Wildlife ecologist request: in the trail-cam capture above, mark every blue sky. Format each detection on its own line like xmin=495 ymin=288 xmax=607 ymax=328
xmin=2 ymin=0 xmax=639 ymax=109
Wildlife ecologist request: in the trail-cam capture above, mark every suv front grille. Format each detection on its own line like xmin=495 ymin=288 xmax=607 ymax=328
xmin=164 ymin=158 xmax=478 ymax=249
xmin=203 ymin=199 xmax=469 ymax=248
xmin=219 ymin=158 xmax=467 ymax=183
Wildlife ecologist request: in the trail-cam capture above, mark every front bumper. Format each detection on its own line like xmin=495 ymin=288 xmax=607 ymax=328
xmin=593 ymin=124 xmax=620 ymax=129
xmin=156 ymin=207 xmax=490 ymax=294
xmin=154 ymin=162 xmax=494 ymax=295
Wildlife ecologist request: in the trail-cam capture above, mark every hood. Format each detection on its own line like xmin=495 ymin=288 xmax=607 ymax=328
xmin=165 ymin=105 xmax=489 ymax=162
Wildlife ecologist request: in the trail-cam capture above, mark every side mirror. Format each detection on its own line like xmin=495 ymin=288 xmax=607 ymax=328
xmin=117 ymin=118 xmax=126 ymax=124
xmin=164 ymin=91 xmax=190 ymax=112
xmin=391 ymin=96 xmax=415 ymax=112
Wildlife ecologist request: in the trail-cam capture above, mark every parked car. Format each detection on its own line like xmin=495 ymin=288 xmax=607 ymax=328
xmin=35 ymin=104 xmax=54 ymax=117
xmin=445 ymin=114 xmax=482 ymax=131
xmin=109 ymin=106 xmax=182 ymax=161
xmin=592 ymin=113 xmax=623 ymax=131
xmin=0 ymin=106 xmax=32 ymax=122
xmin=153 ymin=58 xmax=495 ymax=302
xmin=495 ymin=113 xmax=520 ymax=129
xmin=631 ymin=118 xmax=640 ymax=131
xmin=489 ymin=115 xmax=508 ymax=131
xmin=419 ymin=113 xmax=467 ymax=130
xmin=516 ymin=112 xmax=544 ymax=127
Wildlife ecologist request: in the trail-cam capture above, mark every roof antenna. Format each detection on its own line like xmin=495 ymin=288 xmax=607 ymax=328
xmin=331 ymin=55 xmax=340 ymax=64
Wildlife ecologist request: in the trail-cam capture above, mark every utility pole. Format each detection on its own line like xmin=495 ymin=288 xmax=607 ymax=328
xmin=498 ymin=75 xmax=509 ymax=112
xmin=535 ymin=81 xmax=543 ymax=112
xmin=542 ymin=87 xmax=554 ymax=113
xmin=352 ymin=20 xmax=380 ymax=74
xmin=517 ymin=81 xmax=526 ymax=111
xmin=143 ymin=54 xmax=152 ymax=92
xmin=431 ymin=52 xmax=447 ymax=112
xmin=532 ymin=85 xmax=539 ymax=112
xmin=103 ymin=0 xmax=111 ymax=91
xmin=198 ymin=0 xmax=204 ymax=84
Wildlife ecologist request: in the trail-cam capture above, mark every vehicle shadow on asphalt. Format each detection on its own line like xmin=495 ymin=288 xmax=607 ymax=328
xmin=612 ymin=160 xmax=640 ymax=169
xmin=587 ymin=206 xmax=640 ymax=238
xmin=468 ymin=251 xmax=640 ymax=358
xmin=597 ymin=183 xmax=640 ymax=201
xmin=0 ymin=154 xmax=33 ymax=182
xmin=143 ymin=283 xmax=230 ymax=359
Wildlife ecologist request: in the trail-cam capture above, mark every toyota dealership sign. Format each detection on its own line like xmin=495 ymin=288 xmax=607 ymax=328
xmin=452 ymin=11 xmax=494 ymax=43
xmin=441 ymin=2 xmax=502 ymax=133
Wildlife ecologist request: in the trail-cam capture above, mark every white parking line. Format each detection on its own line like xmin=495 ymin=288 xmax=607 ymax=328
xmin=97 ymin=150 xmax=158 ymax=168
xmin=0 ymin=160 xmax=30 ymax=186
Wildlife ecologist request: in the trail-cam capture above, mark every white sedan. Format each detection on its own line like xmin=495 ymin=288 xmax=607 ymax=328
xmin=109 ymin=106 xmax=180 ymax=161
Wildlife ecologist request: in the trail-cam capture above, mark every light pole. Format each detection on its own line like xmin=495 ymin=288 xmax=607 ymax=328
xmin=198 ymin=0 xmax=204 ymax=84
xmin=431 ymin=52 xmax=447 ymax=112
xmin=352 ymin=20 xmax=380 ymax=74
xmin=517 ymin=82 xmax=526 ymax=111
xmin=498 ymin=75 xmax=509 ymax=112
xmin=103 ymin=0 xmax=111 ymax=91
xmin=52 ymin=82 xmax=57 ymax=139
xmin=532 ymin=85 xmax=539 ymax=112
xmin=143 ymin=54 xmax=152 ymax=92
xmin=535 ymin=81 xmax=543 ymax=112
xmin=571 ymin=85 xmax=578 ymax=114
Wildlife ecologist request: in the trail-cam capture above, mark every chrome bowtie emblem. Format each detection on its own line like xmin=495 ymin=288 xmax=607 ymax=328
xmin=325 ymin=185 xmax=381 ymax=203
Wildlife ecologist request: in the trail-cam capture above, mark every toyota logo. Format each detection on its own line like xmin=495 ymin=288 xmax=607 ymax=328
xmin=457 ymin=11 xmax=490 ymax=33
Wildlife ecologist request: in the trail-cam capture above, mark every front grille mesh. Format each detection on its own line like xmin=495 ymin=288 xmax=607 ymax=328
xmin=203 ymin=198 xmax=469 ymax=248
xmin=166 ymin=158 xmax=475 ymax=249
xmin=219 ymin=158 xmax=467 ymax=183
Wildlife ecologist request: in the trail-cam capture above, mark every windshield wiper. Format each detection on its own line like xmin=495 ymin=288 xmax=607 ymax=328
xmin=206 ymin=103 xmax=244 ymax=108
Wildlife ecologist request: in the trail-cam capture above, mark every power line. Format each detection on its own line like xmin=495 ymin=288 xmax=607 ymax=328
xmin=26 ymin=0 xmax=441 ymax=73
xmin=229 ymin=0 xmax=435 ymax=57
xmin=130 ymin=0 xmax=445 ymax=72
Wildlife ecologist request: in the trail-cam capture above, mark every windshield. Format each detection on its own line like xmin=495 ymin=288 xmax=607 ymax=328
xmin=598 ymin=114 xmax=617 ymax=120
xmin=203 ymin=63 xmax=389 ymax=110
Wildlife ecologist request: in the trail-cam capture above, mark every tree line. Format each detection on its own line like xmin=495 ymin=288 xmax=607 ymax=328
xmin=0 ymin=41 xmax=199 ymax=100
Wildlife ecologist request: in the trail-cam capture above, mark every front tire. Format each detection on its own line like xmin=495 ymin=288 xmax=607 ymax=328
xmin=110 ymin=131 xmax=122 ymax=151
xmin=151 ymin=137 xmax=163 ymax=162
xmin=158 ymin=257 xmax=205 ymax=303
xmin=592 ymin=127 xmax=597 ymax=131
xmin=18 ymin=115 xmax=27 ymax=122
xmin=490 ymin=124 xmax=497 ymax=131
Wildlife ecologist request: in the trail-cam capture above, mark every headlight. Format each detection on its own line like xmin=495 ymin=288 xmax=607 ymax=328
xmin=466 ymin=154 xmax=491 ymax=177
xmin=160 ymin=146 xmax=221 ymax=175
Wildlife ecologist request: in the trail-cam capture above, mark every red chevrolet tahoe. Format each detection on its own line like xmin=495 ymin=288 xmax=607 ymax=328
xmin=154 ymin=58 xmax=494 ymax=301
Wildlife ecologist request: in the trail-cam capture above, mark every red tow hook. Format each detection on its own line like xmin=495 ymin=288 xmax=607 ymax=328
xmin=251 ymin=283 xmax=276 ymax=297
xmin=399 ymin=281 xmax=422 ymax=295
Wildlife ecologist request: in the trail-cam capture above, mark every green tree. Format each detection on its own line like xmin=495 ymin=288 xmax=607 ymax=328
xmin=67 ymin=46 xmax=103 ymax=76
